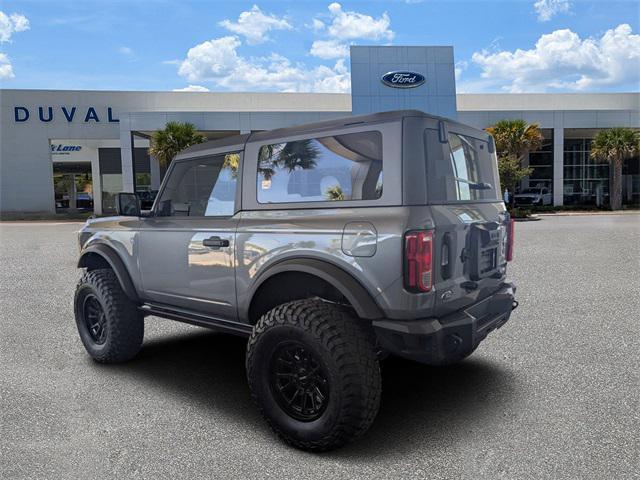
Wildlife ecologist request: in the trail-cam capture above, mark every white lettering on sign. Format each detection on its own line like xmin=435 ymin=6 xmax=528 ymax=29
xmin=392 ymin=73 xmax=417 ymax=84
xmin=380 ymin=71 xmax=426 ymax=89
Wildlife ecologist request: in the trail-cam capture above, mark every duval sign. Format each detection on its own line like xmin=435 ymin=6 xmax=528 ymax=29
xmin=14 ymin=106 xmax=119 ymax=123
xmin=381 ymin=71 xmax=426 ymax=88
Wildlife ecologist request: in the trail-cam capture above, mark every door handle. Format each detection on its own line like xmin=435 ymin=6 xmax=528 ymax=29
xmin=202 ymin=236 xmax=230 ymax=249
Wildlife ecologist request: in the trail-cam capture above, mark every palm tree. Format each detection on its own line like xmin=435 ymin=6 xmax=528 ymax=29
xmin=258 ymin=139 xmax=320 ymax=181
xmin=325 ymin=185 xmax=344 ymax=201
xmin=486 ymin=119 xmax=543 ymax=204
xmin=486 ymin=119 xmax=544 ymax=163
xmin=590 ymin=128 xmax=640 ymax=210
xmin=275 ymin=139 xmax=319 ymax=172
xmin=148 ymin=122 xmax=206 ymax=168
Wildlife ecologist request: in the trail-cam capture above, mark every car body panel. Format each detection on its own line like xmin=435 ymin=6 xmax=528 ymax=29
xmin=137 ymin=216 xmax=239 ymax=319
xmin=77 ymin=110 xmax=515 ymax=346
xmin=235 ymin=206 xmax=408 ymax=320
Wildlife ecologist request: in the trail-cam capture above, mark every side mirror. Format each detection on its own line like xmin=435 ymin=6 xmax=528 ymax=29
xmin=115 ymin=193 xmax=141 ymax=217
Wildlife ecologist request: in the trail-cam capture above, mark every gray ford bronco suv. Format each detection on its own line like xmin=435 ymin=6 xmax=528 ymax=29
xmin=75 ymin=110 xmax=517 ymax=451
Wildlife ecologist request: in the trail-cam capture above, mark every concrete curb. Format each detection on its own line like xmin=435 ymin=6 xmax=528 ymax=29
xmin=536 ymin=211 xmax=640 ymax=217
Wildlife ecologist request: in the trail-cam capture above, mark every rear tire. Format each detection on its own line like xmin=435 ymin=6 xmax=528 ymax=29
xmin=74 ymin=268 xmax=144 ymax=363
xmin=246 ymin=299 xmax=381 ymax=452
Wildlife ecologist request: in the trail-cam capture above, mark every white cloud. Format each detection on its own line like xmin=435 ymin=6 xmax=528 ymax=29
xmin=308 ymin=3 xmax=393 ymax=59
xmin=177 ymin=35 xmax=350 ymax=93
xmin=173 ymin=85 xmax=210 ymax=92
xmin=310 ymin=39 xmax=349 ymax=60
xmin=178 ymin=36 xmax=243 ymax=82
xmin=454 ymin=60 xmax=467 ymax=81
xmin=311 ymin=18 xmax=325 ymax=32
xmin=310 ymin=58 xmax=351 ymax=93
xmin=0 ymin=52 xmax=14 ymax=79
xmin=471 ymin=24 xmax=640 ymax=92
xmin=533 ymin=0 xmax=571 ymax=22
xmin=219 ymin=5 xmax=291 ymax=45
xmin=325 ymin=3 xmax=393 ymax=41
xmin=118 ymin=46 xmax=134 ymax=56
xmin=0 ymin=11 xmax=29 ymax=43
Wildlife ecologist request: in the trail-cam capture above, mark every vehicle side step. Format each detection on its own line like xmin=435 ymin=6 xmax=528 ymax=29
xmin=140 ymin=303 xmax=252 ymax=337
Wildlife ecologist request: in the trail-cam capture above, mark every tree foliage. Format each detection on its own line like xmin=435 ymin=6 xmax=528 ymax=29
xmin=258 ymin=139 xmax=320 ymax=181
xmin=498 ymin=155 xmax=533 ymax=199
xmin=148 ymin=122 xmax=206 ymax=168
xmin=487 ymin=119 xmax=543 ymax=203
xmin=486 ymin=119 xmax=544 ymax=163
xmin=590 ymin=128 xmax=640 ymax=210
xmin=324 ymin=185 xmax=344 ymax=201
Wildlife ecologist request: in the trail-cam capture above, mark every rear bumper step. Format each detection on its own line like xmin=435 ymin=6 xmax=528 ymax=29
xmin=372 ymin=281 xmax=517 ymax=365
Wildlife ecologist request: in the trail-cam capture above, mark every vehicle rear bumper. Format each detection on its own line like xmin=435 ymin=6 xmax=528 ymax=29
xmin=372 ymin=282 xmax=517 ymax=365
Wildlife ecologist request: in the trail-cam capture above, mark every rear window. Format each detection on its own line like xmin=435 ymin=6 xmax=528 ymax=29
xmin=425 ymin=130 xmax=500 ymax=202
xmin=256 ymin=131 xmax=383 ymax=204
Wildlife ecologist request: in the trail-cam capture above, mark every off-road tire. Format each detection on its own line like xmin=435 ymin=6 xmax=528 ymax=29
xmin=74 ymin=268 xmax=143 ymax=363
xmin=246 ymin=299 xmax=381 ymax=452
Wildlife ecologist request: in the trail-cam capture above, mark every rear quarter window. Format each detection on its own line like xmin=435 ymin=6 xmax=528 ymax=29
xmin=425 ymin=129 xmax=500 ymax=202
xmin=256 ymin=131 xmax=383 ymax=204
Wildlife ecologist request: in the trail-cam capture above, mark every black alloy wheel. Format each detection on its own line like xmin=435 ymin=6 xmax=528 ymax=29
xmin=269 ymin=341 xmax=330 ymax=421
xmin=83 ymin=294 xmax=107 ymax=344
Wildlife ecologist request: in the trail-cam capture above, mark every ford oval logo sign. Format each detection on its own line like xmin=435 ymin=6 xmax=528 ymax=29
xmin=381 ymin=71 xmax=425 ymax=88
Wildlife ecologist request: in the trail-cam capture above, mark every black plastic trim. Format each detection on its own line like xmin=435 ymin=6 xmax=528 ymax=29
xmin=245 ymin=257 xmax=384 ymax=321
xmin=373 ymin=281 xmax=516 ymax=365
xmin=78 ymin=245 xmax=140 ymax=302
xmin=141 ymin=303 xmax=253 ymax=337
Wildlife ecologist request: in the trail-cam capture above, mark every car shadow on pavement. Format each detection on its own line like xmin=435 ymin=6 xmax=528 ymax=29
xmin=333 ymin=354 xmax=518 ymax=460
xmin=110 ymin=328 xmax=517 ymax=459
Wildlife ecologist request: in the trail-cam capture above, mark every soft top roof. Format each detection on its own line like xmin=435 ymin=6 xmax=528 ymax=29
xmin=178 ymin=109 xmax=484 ymax=157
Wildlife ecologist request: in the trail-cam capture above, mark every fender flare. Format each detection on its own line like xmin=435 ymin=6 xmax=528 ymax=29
xmin=77 ymin=244 xmax=140 ymax=303
xmin=245 ymin=257 xmax=383 ymax=320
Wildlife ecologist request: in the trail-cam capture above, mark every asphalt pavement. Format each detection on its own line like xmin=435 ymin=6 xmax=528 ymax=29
xmin=1 ymin=215 xmax=638 ymax=479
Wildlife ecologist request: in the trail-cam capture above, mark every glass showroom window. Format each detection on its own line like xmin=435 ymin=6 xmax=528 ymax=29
xmin=257 ymin=131 xmax=383 ymax=204
xmin=527 ymin=129 xmax=553 ymax=192
xmin=563 ymin=137 xmax=609 ymax=206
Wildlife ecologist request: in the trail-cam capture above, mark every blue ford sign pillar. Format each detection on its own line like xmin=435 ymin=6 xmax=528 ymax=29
xmin=350 ymin=46 xmax=457 ymax=118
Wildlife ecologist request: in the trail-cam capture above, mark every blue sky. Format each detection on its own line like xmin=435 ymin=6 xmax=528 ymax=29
xmin=1 ymin=0 xmax=638 ymax=93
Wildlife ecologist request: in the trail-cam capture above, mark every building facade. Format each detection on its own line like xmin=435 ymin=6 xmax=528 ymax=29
xmin=1 ymin=46 xmax=638 ymax=215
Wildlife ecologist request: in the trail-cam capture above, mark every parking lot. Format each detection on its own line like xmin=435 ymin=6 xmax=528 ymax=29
xmin=1 ymin=214 xmax=638 ymax=479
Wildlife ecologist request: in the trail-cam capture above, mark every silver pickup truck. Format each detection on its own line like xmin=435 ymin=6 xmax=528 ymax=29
xmin=74 ymin=110 xmax=518 ymax=451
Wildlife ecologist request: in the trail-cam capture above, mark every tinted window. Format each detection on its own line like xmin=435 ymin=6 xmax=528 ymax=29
xmin=426 ymin=132 xmax=500 ymax=202
xmin=257 ymin=131 xmax=383 ymax=204
xmin=156 ymin=153 xmax=238 ymax=217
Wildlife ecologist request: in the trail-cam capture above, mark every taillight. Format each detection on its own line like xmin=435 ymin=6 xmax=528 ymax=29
xmin=404 ymin=230 xmax=433 ymax=292
xmin=506 ymin=219 xmax=515 ymax=262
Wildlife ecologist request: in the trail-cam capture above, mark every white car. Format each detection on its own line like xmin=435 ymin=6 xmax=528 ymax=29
xmin=514 ymin=187 xmax=552 ymax=206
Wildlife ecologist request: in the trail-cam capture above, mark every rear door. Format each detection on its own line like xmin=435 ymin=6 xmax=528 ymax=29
xmin=425 ymin=124 xmax=508 ymax=317
xmin=138 ymin=152 xmax=241 ymax=319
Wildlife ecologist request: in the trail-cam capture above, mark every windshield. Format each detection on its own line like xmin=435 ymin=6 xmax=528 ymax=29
xmin=520 ymin=188 xmax=541 ymax=194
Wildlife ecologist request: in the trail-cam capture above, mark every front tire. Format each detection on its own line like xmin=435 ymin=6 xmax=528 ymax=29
xmin=246 ymin=299 xmax=381 ymax=451
xmin=74 ymin=268 xmax=144 ymax=363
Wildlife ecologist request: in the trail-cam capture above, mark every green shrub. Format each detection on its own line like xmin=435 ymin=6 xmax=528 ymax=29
xmin=508 ymin=207 xmax=532 ymax=218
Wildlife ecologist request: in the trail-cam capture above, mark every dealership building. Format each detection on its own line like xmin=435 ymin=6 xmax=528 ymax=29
xmin=1 ymin=45 xmax=638 ymax=215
